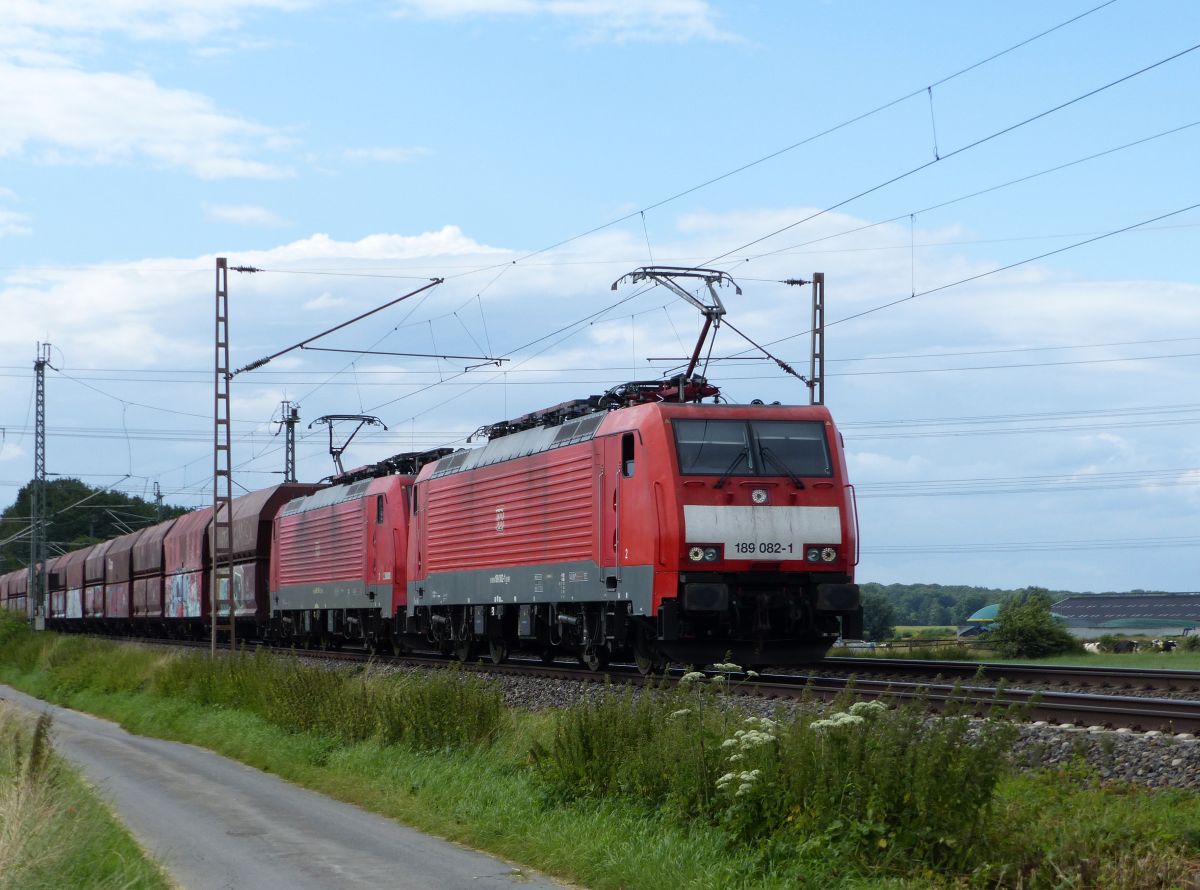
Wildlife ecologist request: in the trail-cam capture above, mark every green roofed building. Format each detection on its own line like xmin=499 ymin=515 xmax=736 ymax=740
xmin=1049 ymin=593 xmax=1200 ymax=639
xmin=966 ymin=603 xmax=1001 ymax=624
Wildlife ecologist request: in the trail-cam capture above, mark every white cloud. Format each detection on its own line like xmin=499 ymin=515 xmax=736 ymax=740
xmin=206 ymin=204 xmax=290 ymax=227
xmin=0 ymin=441 xmax=25 ymax=464
xmin=303 ymin=292 xmax=346 ymax=311
xmin=343 ymin=146 xmax=430 ymax=164
xmin=0 ymin=186 xmax=30 ymax=236
xmin=0 ymin=61 xmax=293 ymax=179
xmin=391 ymin=0 xmax=733 ymax=43
xmin=2 ymin=1 xmax=309 ymax=45
xmin=0 ymin=210 xmax=31 ymax=237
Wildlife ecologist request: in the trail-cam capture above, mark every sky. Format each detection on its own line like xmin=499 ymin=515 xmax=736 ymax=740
xmin=1 ymin=0 xmax=1198 ymax=594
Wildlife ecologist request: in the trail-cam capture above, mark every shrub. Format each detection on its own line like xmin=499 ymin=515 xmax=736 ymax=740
xmin=990 ymin=592 xmax=1082 ymax=658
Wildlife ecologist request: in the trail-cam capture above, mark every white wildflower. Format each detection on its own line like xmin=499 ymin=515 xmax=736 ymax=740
xmin=710 ymin=674 xmax=727 ymax=685
xmin=743 ymin=716 xmax=777 ymax=730
xmin=713 ymin=661 xmax=742 ymax=672
xmin=834 ymin=714 xmax=865 ymax=727
xmin=848 ymin=700 xmax=888 ymax=717
xmin=716 ymin=772 xmax=736 ymax=786
xmin=679 ymin=671 xmax=706 ymax=684
xmin=736 ymin=782 xmax=753 ymax=796
xmin=669 ymin=708 xmax=692 ymax=718
xmin=735 ymin=729 xmax=774 ymax=749
xmin=728 ymin=753 xmax=744 ymax=762
xmin=745 ymin=670 xmax=759 ymax=678
xmin=720 ymin=738 xmax=738 ymax=749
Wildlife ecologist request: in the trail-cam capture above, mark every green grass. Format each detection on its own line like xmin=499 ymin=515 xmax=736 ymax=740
xmin=1 ymin=615 xmax=1198 ymax=889
xmin=893 ymin=625 xmax=958 ymax=638
xmin=983 ymin=650 xmax=1200 ymax=670
xmin=0 ymin=704 xmax=172 ymax=890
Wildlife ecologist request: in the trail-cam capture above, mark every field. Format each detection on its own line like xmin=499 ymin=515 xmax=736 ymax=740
xmin=0 ymin=614 xmax=1198 ymax=889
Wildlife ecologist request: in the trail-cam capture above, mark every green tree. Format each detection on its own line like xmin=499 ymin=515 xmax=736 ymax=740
xmin=0 ymin=478 xmax=189 ymax=573
xmin=989 ymin=587 xmax=1081 ymax=658
xmin=860 ymin=588 xmax=896 ymax=642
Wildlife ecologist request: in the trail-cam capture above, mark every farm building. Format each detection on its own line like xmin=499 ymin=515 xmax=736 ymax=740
xmin=1050 ymin=593 xmax=1200 ymax=639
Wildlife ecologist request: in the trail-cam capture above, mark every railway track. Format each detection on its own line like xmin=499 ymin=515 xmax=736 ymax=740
xmin=820 ymin=656 xmax=1200 ymax=694
xmin=113 ymin=636 xmax=1200 ymax=734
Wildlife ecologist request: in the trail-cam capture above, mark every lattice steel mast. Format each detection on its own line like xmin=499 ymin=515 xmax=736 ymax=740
xmin=278 ymin=401 xmax=299 ymax=483
xmin=212 ymin=259 xmax=235 ymax=654
xmin=809 ymin=272 xmax=825 ymax=405
xmin=29 ymin=342 xmax=50 ymax=629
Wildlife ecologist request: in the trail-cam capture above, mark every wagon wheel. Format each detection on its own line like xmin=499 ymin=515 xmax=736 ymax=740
xmin=488 ymin=638 xmax=509 ymax=665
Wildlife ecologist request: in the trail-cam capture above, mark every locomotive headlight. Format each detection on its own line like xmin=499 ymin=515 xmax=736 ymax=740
xmin=806 ymin=548 xmax=821 ymax=562
xmin=703 ymin=547 xmax=720 ymax=562
xmin=688 ymin=546 xmax=705 ymax=562
xmin=821 ymin=547 xmax=838 ymax=563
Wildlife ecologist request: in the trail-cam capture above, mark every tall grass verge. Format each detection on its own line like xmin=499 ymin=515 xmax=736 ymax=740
xmin=0 ymin=703 xmax=170 ymax=890
xmin=2 ymin=615 xmax=1198 ymax=888
xmin=152 ymin=646 xmax=504 ymax=750
xmin=532 ymin=671 xmax=1019 ymax=872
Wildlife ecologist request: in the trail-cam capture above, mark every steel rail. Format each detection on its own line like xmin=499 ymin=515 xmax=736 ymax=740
xmin=820 ymin=656 xmax=1200 ymax=693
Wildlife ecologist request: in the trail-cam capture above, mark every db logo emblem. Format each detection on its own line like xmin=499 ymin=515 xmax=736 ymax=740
xmin=495 ymin=507 xmax=505 ymax=533
xmin=751 ymin=489 xmax=768 ymax=504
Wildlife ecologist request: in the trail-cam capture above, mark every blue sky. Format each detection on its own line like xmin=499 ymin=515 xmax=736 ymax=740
xmin=1 ymin=0 xmax=1198 ymax=593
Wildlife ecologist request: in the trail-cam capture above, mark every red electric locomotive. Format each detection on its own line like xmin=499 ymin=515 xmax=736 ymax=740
xmin=267 ymin=451 xmax=449 ymax=649
xmin=406 ymin=377 xmax=861 ymax=670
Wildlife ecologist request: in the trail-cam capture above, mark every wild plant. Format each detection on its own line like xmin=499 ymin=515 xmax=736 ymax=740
xmin=719 ymin=695 xmax=1018 ymax=870
xmin=530 ymin=664 xmax=756 ymax=813
xmin=376 ymin=667 xmax=504 ymax=751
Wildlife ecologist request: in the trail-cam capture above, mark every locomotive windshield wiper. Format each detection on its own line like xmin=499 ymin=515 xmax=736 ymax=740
xmin=759 ymin=445 xmax=805 ymax=489
xmin=713 ymin=448 xmax=749 ymax=489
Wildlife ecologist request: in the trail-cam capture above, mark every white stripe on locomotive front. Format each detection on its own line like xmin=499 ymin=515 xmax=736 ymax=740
xmin=682 ymin=505 xmax=842 ymax=558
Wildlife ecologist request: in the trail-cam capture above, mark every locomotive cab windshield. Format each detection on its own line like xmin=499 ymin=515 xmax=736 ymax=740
xmin=672 ymin=419 xmax=832 ymax=479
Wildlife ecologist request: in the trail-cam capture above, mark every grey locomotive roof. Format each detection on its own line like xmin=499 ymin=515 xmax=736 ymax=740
xmin=1051 ymin=593 xmax=1200 ymax=622
xmin=430 ymin=411 xmax=606 ymax=480
xmin=280 ymin=479 xmax=372 ymax=517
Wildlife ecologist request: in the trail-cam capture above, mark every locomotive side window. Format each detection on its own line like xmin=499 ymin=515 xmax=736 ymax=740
xmin=751 ymin=421 xmax=832 ymax=477
xmin=621 ymin=432 xmax=635 ymax=477
xmin=376 ymin=495 xmax=385 ymax=524
xmin=674 ymin=420 xmax=754 ymax=475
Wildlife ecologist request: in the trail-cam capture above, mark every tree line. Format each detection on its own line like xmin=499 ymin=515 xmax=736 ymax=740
xmin=858 ymin=581 xmax=1174 ymax=642
xmin=0 ymin=478 xmax=190 ymax=574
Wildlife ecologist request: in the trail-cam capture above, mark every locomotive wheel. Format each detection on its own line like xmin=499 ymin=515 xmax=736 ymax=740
xmin=580 ymin=645 xmax=610 ymax=672
xmin=539 ymin=648 xmax=557 ymax=665
xmin=634 ymin=647 xmax=668 ymax=676
xmin=453 ymin=639 xmax=474 ymax=663
xmin=488 ymin=639 xmax=509 ymax=665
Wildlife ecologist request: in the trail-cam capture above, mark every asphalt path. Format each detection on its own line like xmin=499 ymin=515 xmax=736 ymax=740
xmin=1 ymin=684 xmax=570 ymax=890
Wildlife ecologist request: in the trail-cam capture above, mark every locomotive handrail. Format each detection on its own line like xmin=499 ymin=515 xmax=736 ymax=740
xmin=848 ymin=482 xmax=860 ymax=567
